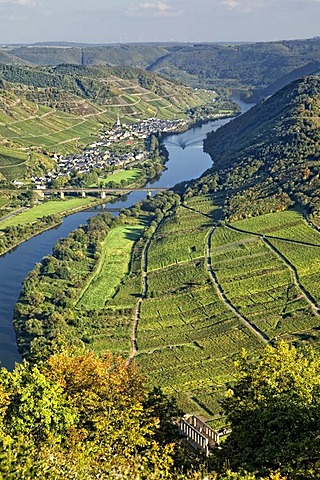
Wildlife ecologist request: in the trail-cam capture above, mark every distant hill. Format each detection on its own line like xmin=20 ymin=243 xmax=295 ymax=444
xmin=3 ymin=44 xmax=171 ymax=69
xmin=200 ymin=76 xmax=320 ymax=220
xmin=0 ymin=63 xmax=203 ymax=109
xmin=148 ymin=38 xmax=320 ymax=97
xmin=0 ymin=49 xmax=29 ymax=66
xmin=2 ymin=38 xmax=320 ymax=100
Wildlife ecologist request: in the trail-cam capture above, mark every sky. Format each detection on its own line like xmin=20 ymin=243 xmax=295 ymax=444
xmin=0 ymin=0 xmax=319 ymax=44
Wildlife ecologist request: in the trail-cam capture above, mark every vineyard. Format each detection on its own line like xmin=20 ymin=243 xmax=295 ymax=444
xmin=133 ymin=197 xmax=320 ymax=422
xmin=13 ymin=193 xmax=320 ymax=425
xmin=134 ymin=197 xmax=263 ymax=424
xmin=210 ymin=225 xmax=317 ymax=338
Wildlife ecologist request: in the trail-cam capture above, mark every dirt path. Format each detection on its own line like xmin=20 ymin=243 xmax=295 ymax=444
xmin=128 ymin=230 xmax=153 ymax=363
xmin=206 ymin=227 xmax=269 ymax=345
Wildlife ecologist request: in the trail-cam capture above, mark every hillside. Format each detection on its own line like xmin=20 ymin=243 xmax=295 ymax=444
xmin=202 ymin=76 xmax=320 ymax=221
xmin=3 ymin=39 xmax=320 ymax=100
xmin=0 ymin=63 xmax=213 ymax=181
xmin=12 ymin=76 xmax=320 ymax=435
xmin=4 ymin=44 xmax=170 ymax=68
xmin=148 ymin=39 xmax=320 ymax=95
xmin=0 ymin=63 xmax=205 ymax=110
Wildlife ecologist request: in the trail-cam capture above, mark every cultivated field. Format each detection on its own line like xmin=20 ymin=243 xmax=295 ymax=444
xmin=78 ymin=224 xmax=145 ymax=310
xmin=0 ymin=197 xmax=97 ymax=230
xmin=14 ymin=193 xmax=320 ymax=424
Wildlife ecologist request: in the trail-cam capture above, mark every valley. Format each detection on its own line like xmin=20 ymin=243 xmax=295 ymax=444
xmin=0 ymin=41 xmax=320 ymax=478
xmin=4 ymin=72 xmax=320 ymax=425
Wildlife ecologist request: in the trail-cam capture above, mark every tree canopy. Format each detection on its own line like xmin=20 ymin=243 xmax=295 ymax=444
xmin=220 ymin=342 xmax=320 ymax=479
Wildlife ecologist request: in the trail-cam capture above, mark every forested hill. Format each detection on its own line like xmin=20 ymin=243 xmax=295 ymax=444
xmin=2 ymin=38 xmax=320 ymax=99
xmin=201 ymin=76 xmax=320 ymax=220
xmin=147 ymin=38 xmax=320 ymax=96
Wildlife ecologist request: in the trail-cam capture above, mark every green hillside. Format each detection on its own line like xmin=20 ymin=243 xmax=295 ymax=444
xmin=0 ymin=63 xmax=213 ymax=181
xmin=147 ymin=38 xmax=320 ymax=97
xmin=7 ymin=49 xmax=320 ymax=480
xmin=5 ymin=44 xmax=170 ymax=68
xmin=4 ymin=38 xmax=320 ymax=99
xmin=202 ymin=76 xmax=320 ymax=221
xmin=12 ymin=77 xmax=320 ymax=446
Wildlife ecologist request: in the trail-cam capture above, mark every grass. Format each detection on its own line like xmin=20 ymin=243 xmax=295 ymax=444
xmin=97 ymin=168 xmax=143 ymax=186
xmin=0 ymin=197 xmax=97 ymax=229
xmin=78 ymin=224 xmax=144 ymax=309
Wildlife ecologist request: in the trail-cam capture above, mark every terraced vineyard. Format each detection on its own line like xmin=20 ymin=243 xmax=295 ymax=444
xmin=233 ymin=211 xmax=320 ymax=308
xmin=13 ymin=193 xmax=320 ymax=425
xmin=0 ymin=66 xmax=215 ymax=181
xmin=127 ymin=198 xmax=320 ymax=423
xmin=210 ymin=225 xmax=318 ymax=339
xmin=129 ymin=197 xmax=263 ymax=424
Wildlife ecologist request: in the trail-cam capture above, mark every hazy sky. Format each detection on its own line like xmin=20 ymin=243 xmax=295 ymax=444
xmin=0 ymin=0 xmax=319 ymax=44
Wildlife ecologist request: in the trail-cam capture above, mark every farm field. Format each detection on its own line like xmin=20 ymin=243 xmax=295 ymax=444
xmin=0 ymin=197 xmax=97 ymax=229
xmin=13 ymin=191 xmax=320 ymax=424
xmin=268 ymin=238 xmax=320 ymax=306
xmin=147 ymin=204 xmax=214 ymax=270
xmin=97 ymin=168 xmax=143 ymax=186
xmin=78 ymin=223 xmax=145 ymax=310
xmin=127 ymin=199 xmax=320 ymax=422
xmin=232 ymin=210 xmax=320 ymax=313
xmin=234 ymin=210 xmax=320 ymax=245
xmin=184 ymin=193 xmax=225 ymax=220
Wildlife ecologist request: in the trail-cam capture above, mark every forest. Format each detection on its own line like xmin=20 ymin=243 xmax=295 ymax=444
xmin=2 ymin=38 xmax=320 ymax=98
xmin=194 ymin=77 xmax=320 ymax=222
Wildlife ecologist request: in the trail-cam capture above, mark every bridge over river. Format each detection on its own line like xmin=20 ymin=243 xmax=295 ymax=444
xmin=5 ymin=186 xmax=170 ymax=200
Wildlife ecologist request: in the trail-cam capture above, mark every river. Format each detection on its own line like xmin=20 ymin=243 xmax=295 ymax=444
xmin=0 ymin=100 xmax=254 ymax=370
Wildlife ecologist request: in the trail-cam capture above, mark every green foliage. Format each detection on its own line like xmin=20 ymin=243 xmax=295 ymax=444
xmin=13 ymin=193 xmax=179 ymax=360
xmin=198 ymin=77 xmax=320 ymax=220
xmin=0 ymin=213 xmax=62 ymax=255
xmin=147 ymin=38 xmax=320 ymax=94
xmin=0 ymin=348 xmax=186 ymax=479
xmin=221 ymin=342 xmax=320 ymax=479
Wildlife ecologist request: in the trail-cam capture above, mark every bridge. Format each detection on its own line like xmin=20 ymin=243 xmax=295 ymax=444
xmin=33 ymin=186 xmax=169 ymax=200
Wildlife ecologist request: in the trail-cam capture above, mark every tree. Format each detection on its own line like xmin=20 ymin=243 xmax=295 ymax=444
xmin=46 ymin=349 xmax=175 ymax=475
xmin=0 ymin=362 xmax=76 ymax=444
xmin=220 ymin=342 xmax=320 ymax=479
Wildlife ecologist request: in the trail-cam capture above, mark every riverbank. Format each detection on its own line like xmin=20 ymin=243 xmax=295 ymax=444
xmin=0 ymin=197 xmax=112 ymax=257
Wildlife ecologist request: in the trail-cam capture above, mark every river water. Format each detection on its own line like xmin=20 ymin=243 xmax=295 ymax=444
xmin=0 ymin=100 xmax=254 ymax=370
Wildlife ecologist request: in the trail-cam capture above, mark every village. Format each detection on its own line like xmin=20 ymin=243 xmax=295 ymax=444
xmin=31 ymin=117 xmax=189 ymax=189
